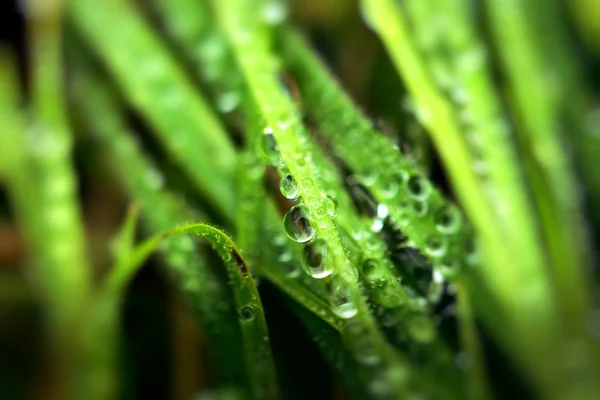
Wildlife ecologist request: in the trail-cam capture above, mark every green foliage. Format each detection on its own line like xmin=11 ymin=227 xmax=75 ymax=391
xmin=2 ymin=0 xmax=600 ymax=399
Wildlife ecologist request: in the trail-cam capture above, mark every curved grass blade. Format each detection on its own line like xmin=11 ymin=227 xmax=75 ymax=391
xmin=78 ymin=204 xmax=141 ymax=400
xmin=72 ymin=64 xmax=248 ymax=387
xmin=107 ymin=222 xmax=280 ymax=400
xmin=69 ymin=0 xmax=236 ymax=219
xmin=73 ymin=65 xmax=279 ymax=398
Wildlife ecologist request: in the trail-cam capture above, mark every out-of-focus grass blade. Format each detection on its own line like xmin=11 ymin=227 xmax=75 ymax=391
xmin=72 ymin=64 xmax=247 ymax=387
xmin=1 ymin=3 xmax=92 ymax=394
xmin=359 ymin=1 xmax=569 ymax=397
xmin=455 ymin=283 xmax=491 ymax=400
xmin=69 ymin=0 xmax=236 ymax=218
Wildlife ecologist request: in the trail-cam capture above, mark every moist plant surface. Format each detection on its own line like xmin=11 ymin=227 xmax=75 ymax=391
xmin=1 ymin=0 xmax=600 ymax=399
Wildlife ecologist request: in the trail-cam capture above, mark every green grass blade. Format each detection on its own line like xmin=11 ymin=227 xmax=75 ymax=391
xmin=485 ymin=1 xmax=598 ymax=395
xmin=69 ymin=0 xmax=237 ymax=218
xmin=401 ymin=0 xmax=548 ymax=300
xmin=1 ymin=10 xmax=91 ymax=395
xmin=213 ymin=1 xmax=448 ymax=397
xmin=359 ymin=0 xmax=573 ymax=396
xmin=456 ymin=283 xmax=491 ymax=400
xmin=116 ymin=222 xmax=280 ymax=400
xmin=149 ymin=0 xmax=243 ymax=114
xmin=277 ymin=29 xmax=473 ymax=277
xmin=72 ymin=64 xmax=248 ymax=387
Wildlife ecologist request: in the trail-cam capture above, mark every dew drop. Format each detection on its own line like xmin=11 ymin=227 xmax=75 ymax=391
xmin=331 ymin=284 xmax=358 ymax=319
xmin=278 ymin=251 xmax=292 ymax=263
xmin=371 ymin=219 xmax=384 ymax=233
xmin=413 ymin=200 xmax=428 ymax=216
xmin=426 ymin=236 xmax=447 ymax=258
xmin=216 ymin=91 xmax=240 ymax=113
xmin=407 ymin=175 xmax=430 ymax=199
xmin=260 ymin=127 xmax=280 ymax=162
xmin=279 ymin=174 xmax=299 ymax=199
xmin=324 ymin=196 xmax=337 ymax=218
xmin=362 ymin=258 xmax=379 ymax=277
xmin=302 ymin=239 xmax=332 ymax=278
xmin=260 ymin=0 xmax=288 ymax=25
xmin=239 ymin=305 xmax=255 ymax=322
xmin=380 ymin=180 xmax=399 ymax=199
xmin=376 ymin=204 xmax=389 ymax=219
xmin=358 ymin=172 xmax=379 ymax=187
xmin=145 ymin=168 xmax=165 ymax=190
xmin=283 ymin=205 xmax=314 ymax=243
xmin=435 ymin=205 xmax=462 ymax=234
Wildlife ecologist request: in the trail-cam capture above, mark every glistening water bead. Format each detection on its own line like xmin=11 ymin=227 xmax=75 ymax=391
xmin=239 ymin=305 xmax=255 ymax=322
xmin=325 ymin=196 xmax=337 ymax=217
xmin=283 ymin=205 xmax=315 ymax=243
xmin=435 ymin=204 xmax=462 ymax=234
xmin=302 ymin=239 xmax=332 ymax=278
xmin=260 ymin=127 xmax=280 ymax=163
xmin=279 ymin=174 xmax=299 ymax=199
xmin=331 ymin=284 xmax=358 ymax=319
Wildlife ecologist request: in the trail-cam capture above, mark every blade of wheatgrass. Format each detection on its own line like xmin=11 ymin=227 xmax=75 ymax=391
xmin=77 ymin=205 xmax=140 ymax=400
xmin=401 ymin=0 xmax=548 ymax=307
xmin=69 ymin=0 xmax=236 ymax=218
xmin=455 ymin=282 xmax=491 ymax=400
xmin=109 ymin=222 xmax=281 ymax=400
xmin=148 ymin=0 xmax=342 ymax=326
xmin=149 ymin=0 xmax=244 ymax=114
xmin=150 ymin=0 xmax=343 ymax=329
xmin=2 ymin=4 xmax=92 ymax=395
xmin=213 ymin=1 xmax=446 ymax=397
xmin=74 ymin=65 xmax=280 ymax=398
xmin=360 ymin=1 xmax=565 ymax=397
xmin=485 ymin=1 xmax=599 ymax=396
xmin=277 ymin=29 xmax=472 ymax=278
xmin=305 ymin=133 xmax=462 ymax=393
xmin=254 ymin=71 xmax=461 ymax=389
xmin=22 ymin=0 xmax=92 ymax=330
xmin=72 ymin=65 xmax=248 ymax=387
xmin=236 ymin=98 xmax=343 ymax=329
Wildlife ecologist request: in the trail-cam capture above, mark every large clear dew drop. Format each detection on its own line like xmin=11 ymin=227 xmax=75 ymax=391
xmin=279 ymin=174 xmax=299 ymax=199
xmin=239 ymin=305 xmax=255 ymax=322
xmin=331 ymin=284 xmax=358 ymax=319
xmin=302 ymin=239 xmax=332 ymax=278
xmin=260 ymin=127 xmax=280 ymax=163
xmin=283 ymin=204 xmax=315 ymax=243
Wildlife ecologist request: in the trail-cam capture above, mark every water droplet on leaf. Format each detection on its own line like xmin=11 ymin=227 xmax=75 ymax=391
xmin=407 ymin=175 xmax=429 ymax=199
xmin=302 ymin=239 xmax=332 ymax=278
xmin=279 ymin=174 xmax=299 ymax=199
xmin=325 ymin=196 xmax=337 ymax=217
xmin=239 ymin=305 xmax=255 ymax=322
xmin=435 ymin=205 xmax=462 ymax=234
xmin=283 ymin=205 xmax=315 ymax=243
xmin=260 ymin=127 xmax=280 ymax=163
